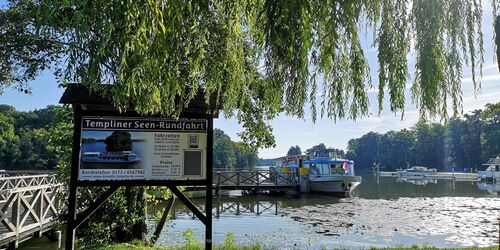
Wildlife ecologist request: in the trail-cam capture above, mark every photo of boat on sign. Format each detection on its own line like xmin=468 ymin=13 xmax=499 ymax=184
xmin=80 ymin=130 xmax=145 ymax=170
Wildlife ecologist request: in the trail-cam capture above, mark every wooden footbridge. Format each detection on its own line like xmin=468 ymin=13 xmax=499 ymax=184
xmin=213 ymin=169 xmax=298 ymax=193
xmin=182 ymin=169 xmax=299 ymax=194
xmin=0 ymin=171 xmax=62 ymax=249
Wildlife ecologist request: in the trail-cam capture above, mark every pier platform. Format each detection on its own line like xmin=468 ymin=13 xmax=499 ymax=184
xmin=378 ymin=171 xmax=478 ymax=181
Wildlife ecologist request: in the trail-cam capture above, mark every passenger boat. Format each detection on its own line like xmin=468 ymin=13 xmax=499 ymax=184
xmin=477 ymin=157 xmax=500 ymax=182
xmin=305 ymin=158 xmax=362 ymax=197
xmin=399 ymin=166 xmax=436 ymax=178
xmin=81 ymin=151 xmax=141 ymax=164
xmin=278 ymin=152 xmax=362 ymax=198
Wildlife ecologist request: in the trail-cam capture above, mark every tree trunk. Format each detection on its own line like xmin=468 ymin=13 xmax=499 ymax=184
xmin=132 ymin=187 xmax=147 ymax=242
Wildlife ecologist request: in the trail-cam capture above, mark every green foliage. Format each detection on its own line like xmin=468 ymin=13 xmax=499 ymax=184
xmin=0 ymin=0 xmax=491 ymax=148
xmin=223 ymin=233 xmax=237 ymax=250
xmin=460 ymin=111 xmax=482 ymax=168
xmin=347 ymin=102 xmax=500 ymax=170
xmin=0 ymin=1 xmax=62 ymax=94
xmin=377 ymin=130 xmax=413 ymax=169
xmin=214 ymin=129 xmax=237 ymax=170
xmin=234 ymin=142 xmax=259 ymax=170
xmin=347 ymin=132 xmax=381 ymax=169
xmin=410 ymin=122 xmax=447 ymax=169
xmin=0 ymin=104 xmax=61 ymax=169
xmin=214 ymin=129 xmax=259 ymax=170
xmin=105 ymin=131 xmax=133 ymax=152
xmin=182 ymin=229 xmax=203 ymax=250
xmin=43 ymin=106 xmax=73 ymax=172
xmin=305 ymin=143 xmax=344 ymax=158
xmin=286 ymin=145 xmax=302 ymax=156
xmin=0 ymin=112 xmax=20 ymax=167
xmin=480 ymin=103 xmax=500 ymax=161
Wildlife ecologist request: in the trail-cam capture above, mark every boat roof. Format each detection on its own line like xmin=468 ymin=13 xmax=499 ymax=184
xmin=484 ymin=157 xmax=500 ymax=165
xmin=83 ymin=152 xmax=100 ymax=155
xmin=303 ymin=157 xmax=353 ymax=164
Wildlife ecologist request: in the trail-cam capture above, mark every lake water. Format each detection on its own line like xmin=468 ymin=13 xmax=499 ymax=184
xmin=19 ymin=172 xmax=500 ymax=249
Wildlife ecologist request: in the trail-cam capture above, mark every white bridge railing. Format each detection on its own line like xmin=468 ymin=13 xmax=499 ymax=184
xmin=0 ymin=171 xmax=62 ymax=248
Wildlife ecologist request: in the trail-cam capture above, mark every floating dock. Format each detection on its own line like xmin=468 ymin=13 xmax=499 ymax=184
xmin=378 ymin=171 xmax=478 ymax=181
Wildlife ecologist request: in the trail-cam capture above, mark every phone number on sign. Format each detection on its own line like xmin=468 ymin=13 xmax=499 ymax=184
xmin=80 ymin=169 xmax=145 ymax=175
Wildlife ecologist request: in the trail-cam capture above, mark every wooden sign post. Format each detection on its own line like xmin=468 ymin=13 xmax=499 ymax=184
xmin=60 ymin=85 xmax=218 ymax=250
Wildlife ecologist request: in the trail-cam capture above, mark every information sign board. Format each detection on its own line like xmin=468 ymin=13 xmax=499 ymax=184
xmin=79 ymin=116 xmax=207 ymax=181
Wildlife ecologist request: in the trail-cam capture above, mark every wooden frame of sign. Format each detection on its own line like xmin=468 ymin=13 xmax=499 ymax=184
xmin=60 ymin=85 xmax=219 ymax=250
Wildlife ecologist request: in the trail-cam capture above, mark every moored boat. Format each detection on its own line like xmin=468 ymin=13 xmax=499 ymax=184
xmin=81 ymin=151 xmax=141 ymax=164
xmin=278 ymin=154 xmax=362 ymax=198
xmin=399 ymin=166 xmax=436 ymax=178
xmin=304 ymin=158 xmax=361 ymax=197
xmin=477 ymin=157 xmax=500 ymax=182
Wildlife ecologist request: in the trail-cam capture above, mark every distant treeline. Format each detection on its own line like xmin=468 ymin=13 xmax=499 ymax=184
xmin=345 ymin=103 xmax=499 ymax=171
xmin=0 ymin=105 xmax=63 ymax=169
xmin=213 ymin=129 xmax=259 ymax=170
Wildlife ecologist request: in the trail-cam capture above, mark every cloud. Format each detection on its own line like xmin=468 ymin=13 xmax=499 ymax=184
xmin=481 ymin=62 xmax=498 ymax=71
xmin=463 ymin=91 xmax=500 ymax=112
xmin=366 ymin=86 xmax=379 ymax=93
xmin=461 ymin=74 xmax=500 ymax=84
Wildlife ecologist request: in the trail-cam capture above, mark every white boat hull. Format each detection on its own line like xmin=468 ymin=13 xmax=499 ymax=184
xmin=477 ymin=182 xmax=500 ymax=195
xmin=82 ymin=158 xmax=141 ymax=164
xmin=399 ymin=173 xmax=432 ymax=179
xmin=308 ymin=175 xmax=362 ymax=198
xmin=477 ymin=171 xmax=500 ymax=182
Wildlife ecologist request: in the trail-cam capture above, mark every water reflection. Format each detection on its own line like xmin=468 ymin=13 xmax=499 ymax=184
xmin=396 ymin=177 xmax=438 ymax=185
xmin=19 ymin=172 xmax=499 ymax=249
xmin=354 ymin=172 xmax=491 ymax=199
xmin=214 ymin=197 xmax=279 ymax=216
xmin=152 ymin=172 xmax=499 ymax=249
xmin=477 ymin=182 xmax=500 ymax=195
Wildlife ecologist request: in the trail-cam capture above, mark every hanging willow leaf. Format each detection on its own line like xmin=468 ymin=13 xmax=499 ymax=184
xmin=0 ymin=0 xmax=489 ymax=148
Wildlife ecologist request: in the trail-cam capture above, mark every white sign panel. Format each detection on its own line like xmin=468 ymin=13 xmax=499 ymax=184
xmin=79 ymin=116 xmax=207 ymax=181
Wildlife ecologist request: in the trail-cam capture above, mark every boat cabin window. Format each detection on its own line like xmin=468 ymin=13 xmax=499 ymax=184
xmin=307 ymin=163 xmax=345 ymax=175
xmin=317 ymin=164 xmax=330 ymax=175
xmin=330 ymin=164 xmax=345 ymax=174
xmin=309 ymin=164 xmax=318 ymax=175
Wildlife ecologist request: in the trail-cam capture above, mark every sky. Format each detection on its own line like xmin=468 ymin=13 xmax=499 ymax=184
xmin=1 ymin=3 xmax=500 ymax=159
